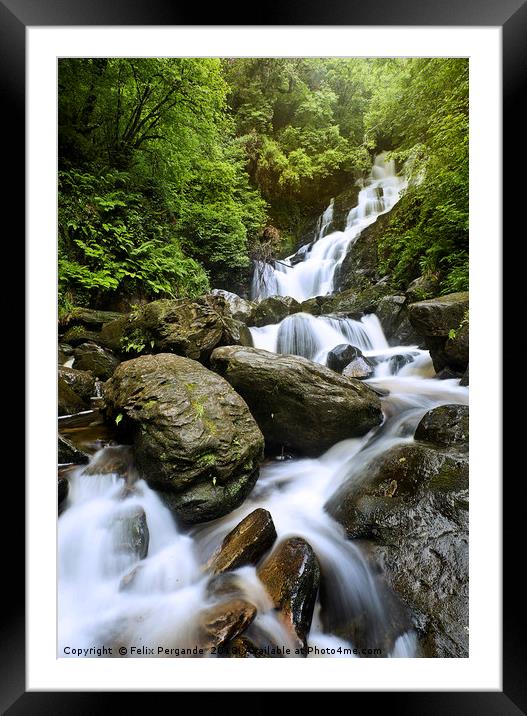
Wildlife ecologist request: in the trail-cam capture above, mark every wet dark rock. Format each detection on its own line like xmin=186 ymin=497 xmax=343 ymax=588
xmin=207 ymin=509 xmax=277 ymax=575
xmin=58 ymin=434 xmax=90 ymax=464
xmin=206 ymin=572 xmax=244 ymax=600
xmin=326 ymin=442 xmax=469 ymax=657
xmin=114 ymin=506 xmax=150 ymax=560
xmin=58 ymin=366 xmax=97 ymax=402
xmin=408 ymin=292 xmax=469 ymax=372
xmin=435 ymin=367 xmax=463 ymax=381
xmin=408 ymin=292 xmax=469 ymax=338
xmin=58 ymin=343 xmax=74 ymax=365
xmin=61 ymin=325 xmax=104 ymax=346
xmin=322 ymin=282 xmax=394 ymax=317
xmin=58 ymin=377 xmax=89 ymax=416
xmin=103 ymin=354 xmax=264 ymax=524
xmin=460 ymin=364 xmax=469 ymax=386
xmin=376 ymin=295 xmax=406 ymax=339
xmin=120 ymin=295 xmax=247 ymax=363
xmin=59 ymin=307 xmax=123 ymax=331
xmin=58 ymin=476 xmax=69 ymax=508
xmin=257 ymin=537 xmax=320 ymax=648
xmin=73 ymin=342 xmax=120 ymax=380
xmin=252 ymin=296 xmax=301 ymax=327
xmin=326 ymin=343 xmax=362 ymax=373
xmin=98 ymin=316 xmax=130 ymax=353
xmin=389 ymin=314 xmax=424 ymax=347
xmin=299 ymin=296 xmax=326 ymax=316
xmin=82 ymin=445 xmax=135 ymax=478
xmin=198 ymin=599 xmax=257 ymax=652
xmin=210 ymin=346 xmax=383 ymax=456
xmin=415 ymin=405 xmax=469 ymax=449
xmin=389 ymin=353 xmax=415 ymax=374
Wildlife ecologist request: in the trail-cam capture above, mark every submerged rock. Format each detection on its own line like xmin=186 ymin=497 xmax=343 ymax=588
xmin=210 ymin=346 xmax=383 ymax=456
xmin=113 ymin=506 xmax=150 ymax=560
xmin=326 ymin=441 xmax=469 ymax=657
xmin=207 ymin=509 xmax=277 ymax=575
xmin=257 ymin=537 xmax=320 ymax=648
xmin=252 ymin=295 xmax=301 ymax=327
xmin=198 ymin=599 xmax=257 ymax=652
xmin=415 ymin=405 xmax=469 ymax=448
xmin=73 ymin=342 xmax=120 ymax=380
xmin=103 ymin=354 xmax=264 ymax=524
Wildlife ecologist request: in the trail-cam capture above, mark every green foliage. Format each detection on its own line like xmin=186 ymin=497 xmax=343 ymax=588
xmin=366 ymin=59 xmax=469 ymax=293
xmin=58 ymin=168 xmax=209 ymax=306
xmin=58 ymin=58 xmax=266 ymax=306
xmin=58 ymin=57 xmax=469 ymax=302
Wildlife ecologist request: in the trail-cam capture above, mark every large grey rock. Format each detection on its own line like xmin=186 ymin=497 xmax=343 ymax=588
xmin=375 ymin=295 xmax=406 ymax=340
xmin=59 ymin=307 xmax=123 ymax=330
xmin=257 ymin=537 xmax=320 ymax=648
xmin=103 ymin=354 xmax=264 ymax=524
xmin=326 ymin=344 xmax=362 ymax=373
xmin=113 ymin=506 xmax=150 ymax=560
xmin=326 ymin=442 xmax=469 ymax=657
xmin=210 ymin=346 xmax=383 ymax=456
xmin=207 ymin=509 xmax=277 ymax=575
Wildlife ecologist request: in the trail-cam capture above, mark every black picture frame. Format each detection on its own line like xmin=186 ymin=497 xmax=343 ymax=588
xmin=5 ymin=0 xmax=519 ymax=711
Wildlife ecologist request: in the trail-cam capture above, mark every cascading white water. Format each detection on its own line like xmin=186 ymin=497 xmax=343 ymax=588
xmin=59 ymin=149 xmax=468 ymax=659
xmin=251 ymin=153 xmax=406 ymax=301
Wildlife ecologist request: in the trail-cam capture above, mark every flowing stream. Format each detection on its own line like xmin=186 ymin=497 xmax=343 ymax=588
xmin=59 ymin=153 xmax=468 ymax=658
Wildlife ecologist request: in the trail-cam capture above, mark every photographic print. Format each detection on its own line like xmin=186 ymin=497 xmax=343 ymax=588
xmin=57 ymin=56 xmax=469 ymax=660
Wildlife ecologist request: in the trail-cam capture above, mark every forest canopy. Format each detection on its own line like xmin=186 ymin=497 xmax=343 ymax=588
xmin=58 ymin=57 xmax=468 ymax=309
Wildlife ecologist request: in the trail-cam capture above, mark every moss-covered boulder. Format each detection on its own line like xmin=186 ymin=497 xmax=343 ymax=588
xmin=59 ymin=307 xmax=123 ymax=331
xmin=120 ymin=295 xmax=249 ymax=363
xmin=210 ymin=346 xmax=383 ymax=456
xmin=415 ymin=404 xmax=469 ymax=449
xmin=103 ymin=354 xmax=264 ymax=524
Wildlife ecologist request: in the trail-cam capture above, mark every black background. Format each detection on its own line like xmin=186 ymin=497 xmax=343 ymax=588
xmin=2 ymin=0 xmax=521 ymax=712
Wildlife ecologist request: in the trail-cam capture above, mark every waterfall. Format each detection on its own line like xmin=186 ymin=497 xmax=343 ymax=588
xmin=251 ymin=153 xmax=407 ymax=302
xmin=59 ymin=149 xmax=468 ymax=660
